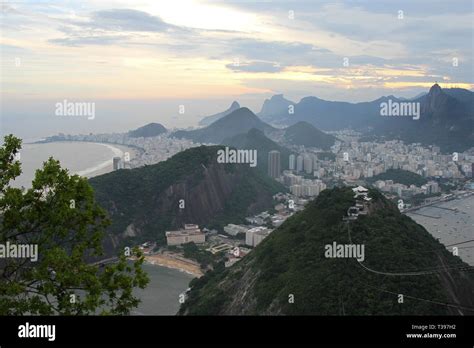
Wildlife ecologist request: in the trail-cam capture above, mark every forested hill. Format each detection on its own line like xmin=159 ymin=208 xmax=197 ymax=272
xmin=367 ymin=169 xmax=428 ymax=187
xmin=89 ymin=145 xmax=285 ymax=254
xmin=179 ymin=187 xmax=474 ymax=315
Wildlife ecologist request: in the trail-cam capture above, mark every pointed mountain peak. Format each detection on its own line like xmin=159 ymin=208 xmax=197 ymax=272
xmin=429 ymin=83 xmax=442 ymax=95
xmin=230 ymin=101 xmax=240 ymax=108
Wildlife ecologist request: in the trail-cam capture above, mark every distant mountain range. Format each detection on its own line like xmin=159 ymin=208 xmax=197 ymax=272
xmin=172 ymin=107 xmax=337 ymax=152
xmin=89 ymin=145 xmax=284 ymax=254
xmin=257 ymin=84 xmax=474 ymax=152
xmin=199 ymin=101 xmax=240 ymax=126
xmin=128 ymin=123 xmax=167 ymax=138
xmin=179 ymin=187 xmax=474 ymax=315
xmin=142 ymin=84 xmax=471 ymax=154
xmin=172 ymin=107 xmax=276 ymax=144
xmin=369 ymin=84 xmax=474 ymax=152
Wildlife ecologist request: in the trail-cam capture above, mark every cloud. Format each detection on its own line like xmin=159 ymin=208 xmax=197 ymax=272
xmin=49 ymin=35 xmax=129 ymax=47
xmin=226 ymin=38 xmax=334 ymax=66
xmin=226 ymin=61 xmax=284 ymax=73
xmin=49 ymin=8 xmax=188 ymax=47
xmin=86 ymin=9 xmax=174 ymax=32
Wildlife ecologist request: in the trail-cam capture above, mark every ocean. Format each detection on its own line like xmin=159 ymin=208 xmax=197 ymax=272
xmin=407 ymin=195 xmax=474 ymax=266
xmin=11 ymin=141 xmax=128 ymax=188
xmin=132 ymin=264 xmax=194 ymax=315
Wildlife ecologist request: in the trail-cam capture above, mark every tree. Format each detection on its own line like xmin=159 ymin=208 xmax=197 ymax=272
xmin=0 ymin=135 xmax=149 ymax=315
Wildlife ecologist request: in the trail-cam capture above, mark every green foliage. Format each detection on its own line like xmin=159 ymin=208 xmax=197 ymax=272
xmin=284 ymin=121 xmax=336 ymax=149
xmin=128 ymin=123 xmax=166 ymax=138
xmin=90 ymin=145 xmax=285 ymax=243
xmin=368 ymin=169 xmax=428 ymax=187
xmin=182 ymin=242 xmax=214 ymax=268
xmin=0 ymin=135 xmax=148 ymax=315
xmin=180 ymin=187 xmax=473 ymax=315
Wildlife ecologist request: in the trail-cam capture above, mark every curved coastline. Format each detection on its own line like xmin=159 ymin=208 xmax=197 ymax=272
xmin=75 ymin=143 xmax=125 ymax=177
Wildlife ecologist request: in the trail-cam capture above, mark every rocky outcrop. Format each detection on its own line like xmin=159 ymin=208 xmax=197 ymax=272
xmin=90 ymin=145 xmax=284 ymax=256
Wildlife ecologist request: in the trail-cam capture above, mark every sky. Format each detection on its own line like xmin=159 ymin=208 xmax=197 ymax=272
xmin=1 ymin=0 xmax=473 ymax=138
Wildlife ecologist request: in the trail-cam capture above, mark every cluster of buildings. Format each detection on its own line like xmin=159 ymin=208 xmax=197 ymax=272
xmin=328 ymin=139 xmax=473 ymax=181
xmin=47 ymin=132 xmax=199 ymax=169
xmin=222 ymin=224 xmax=274 ymax=248
xmin=343 ymin=186 xmax=371 ymax=221
xmin=112 ymin=155 xmax=132 ymax=171
xmin=266 ymin=151 xmax=328 ymax=198
xmin=245 ymin=227 xmax=273 ymax=247
xmin=282 ymin=172 xmax=327 ymax=197
xmin=270 ymin=134 xmax=473 ymax=201
xmin=282 ymin=129 xmax=473 ymax=183
xmin=165 ymin=224 xmax=206 ymax=246
xmin=373 ymin=179 xmax=440 ymax=198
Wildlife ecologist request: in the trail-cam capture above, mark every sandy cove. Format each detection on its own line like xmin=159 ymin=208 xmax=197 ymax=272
xmin=144 ymin=253 xmax=203 ymax=277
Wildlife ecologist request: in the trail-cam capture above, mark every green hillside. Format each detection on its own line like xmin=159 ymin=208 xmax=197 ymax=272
xmin=367 ymin=169 xmax=428 ymax=187
xmin=89 ymin=145 xmax=285 ymax=249
xmin=179 ymin=187 xmax=474 ymax=315
xmin=284 ymin=121 xmax=336 ymax=149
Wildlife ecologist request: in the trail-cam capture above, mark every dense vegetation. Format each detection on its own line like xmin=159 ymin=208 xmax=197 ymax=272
xmin=283 ymin=121 xmax=336 ymax=149
xmin=367 ymin=169 xmax=428 ymax=187
xmin=180 ymin=187 xmax=474 ymax=315
xmin=128 ymin=123 xmax=167 ymax=138
xmin=89 ymin=145 xmax=285 ymax=247
xmin=0 ymin=135 xmax=148 ymax=315
xmin=182 ymin=242 xmax=216 ymax=268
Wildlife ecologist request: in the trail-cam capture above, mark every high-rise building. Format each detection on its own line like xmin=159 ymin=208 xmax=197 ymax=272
xmin=113 ymin=157 xmax=122 ymax=171
xmin=268 ymin=150 xmax=281 ymax=178
xmin=296 ymin=155 xmax=304 ymax=172
xmin=289 ymin=154 xmax=296 ymax=171
xmin=304 ymin=154 xmax=313 ymax=174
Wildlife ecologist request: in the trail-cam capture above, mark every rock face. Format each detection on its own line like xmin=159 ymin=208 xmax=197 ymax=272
xmin=258 ymin=94 xmax=294 ymax=123
xmin=179 ymin=187 xmax=474 ymax=315
xmin=89 ymin=145 xmax=284 ymax=255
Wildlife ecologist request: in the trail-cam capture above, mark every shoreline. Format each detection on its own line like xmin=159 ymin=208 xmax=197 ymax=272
xmin=75 ymin=142 xmax=125 ymax=177
xmin=28 ymin=140 xmax=138 ymax=179
xmin=144 ymin=253 xmax=203 ymax=278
